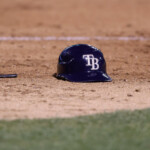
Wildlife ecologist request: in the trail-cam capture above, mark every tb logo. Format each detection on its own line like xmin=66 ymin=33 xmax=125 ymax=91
xmin=83 ymin=54 xmax=99 ymax=70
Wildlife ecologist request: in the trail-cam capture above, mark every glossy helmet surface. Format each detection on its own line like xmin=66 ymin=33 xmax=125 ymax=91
xmin=56 ymin=44 xmax=112 ymax=82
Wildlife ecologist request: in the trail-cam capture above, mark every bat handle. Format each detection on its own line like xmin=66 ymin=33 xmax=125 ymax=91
xmin=0 ymin=74 xmax=17 ymax=78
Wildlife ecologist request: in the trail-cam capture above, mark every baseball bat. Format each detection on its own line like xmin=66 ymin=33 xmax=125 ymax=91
xmin=0 ymin=74 xmax=17 ymax=78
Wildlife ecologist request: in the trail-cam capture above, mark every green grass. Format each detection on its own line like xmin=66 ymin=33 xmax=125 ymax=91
xmin=1 ymin=109 xmax=150 ymax=150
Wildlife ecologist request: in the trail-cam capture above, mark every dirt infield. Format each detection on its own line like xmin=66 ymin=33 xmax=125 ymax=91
xmin=0 ymin=0 xmax=150 ymax=119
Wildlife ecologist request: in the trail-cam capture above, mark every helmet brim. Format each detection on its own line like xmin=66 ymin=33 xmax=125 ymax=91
xmin=56 ymin=71 xmax=112 ymax=82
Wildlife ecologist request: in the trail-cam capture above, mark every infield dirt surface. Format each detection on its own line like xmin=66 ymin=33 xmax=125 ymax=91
xmin=0 ymin=0 xmax=150 ymax=119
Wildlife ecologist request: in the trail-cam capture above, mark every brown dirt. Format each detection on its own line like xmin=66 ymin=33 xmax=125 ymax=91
xmin=0 ymin=0 xmax=150 ymax=120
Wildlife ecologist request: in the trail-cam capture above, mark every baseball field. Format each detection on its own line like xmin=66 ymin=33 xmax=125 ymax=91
xmin=0 ymin=0 xmax=150 ymax=149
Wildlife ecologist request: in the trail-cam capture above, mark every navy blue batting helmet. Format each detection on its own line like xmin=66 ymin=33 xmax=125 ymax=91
xmin=56 ymin=44 xmax=112 ymax=82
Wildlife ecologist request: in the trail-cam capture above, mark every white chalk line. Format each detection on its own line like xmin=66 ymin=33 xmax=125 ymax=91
xmin=0 ymin=36 xmax=150 ymax=41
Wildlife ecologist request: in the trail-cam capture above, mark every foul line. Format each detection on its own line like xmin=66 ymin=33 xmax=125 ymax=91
xmin=0 ymin=36 xmax=150 ymax=41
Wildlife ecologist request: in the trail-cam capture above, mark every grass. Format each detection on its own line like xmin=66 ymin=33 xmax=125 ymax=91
xmin=0 ymin=109 xmax=150 ymax=150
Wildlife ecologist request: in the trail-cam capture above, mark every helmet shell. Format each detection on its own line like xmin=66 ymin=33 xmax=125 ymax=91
xmin=56 ymin=44 xmax=112 ymax=82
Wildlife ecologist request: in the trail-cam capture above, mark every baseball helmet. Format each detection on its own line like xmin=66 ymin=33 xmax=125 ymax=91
xmin=55 ymin=44 xmax=112 ymax=82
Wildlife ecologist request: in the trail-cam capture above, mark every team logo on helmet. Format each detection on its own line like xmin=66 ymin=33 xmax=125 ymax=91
xmin=83 ymin=54 xmax=99 ymax=70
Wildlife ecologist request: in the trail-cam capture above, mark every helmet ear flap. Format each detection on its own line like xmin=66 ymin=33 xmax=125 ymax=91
xmin=59 ymin=52 xmax=72 ymax=64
